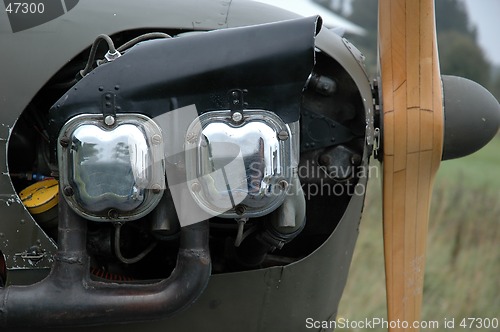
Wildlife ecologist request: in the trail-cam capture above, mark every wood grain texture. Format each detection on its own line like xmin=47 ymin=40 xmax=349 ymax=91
xmin=378 ymin=0 xmax=444 ymax=330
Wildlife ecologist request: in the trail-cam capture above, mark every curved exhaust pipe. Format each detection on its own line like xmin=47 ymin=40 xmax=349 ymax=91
xmin=0 ymin=197 xmax=211 ymax=328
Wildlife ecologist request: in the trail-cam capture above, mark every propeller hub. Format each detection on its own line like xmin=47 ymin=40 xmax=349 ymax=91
xmin=442 ymin=75 xmax=500 ymax=160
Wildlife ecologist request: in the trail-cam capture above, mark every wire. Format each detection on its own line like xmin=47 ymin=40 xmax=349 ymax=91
xmin=234 ymin=219 xmax=245 ymax=247
xmin=117 ymin=32 xmax=172 ymax=52
xmin=234 ymin=219 xmax=257 ymax=247
xmin=80 ymin=34 xmax=117 ymax=77
xmin=114 ymin=223 xmax=157 ymax=265
xmin=79 ymin=33 xmax=171 ymax=79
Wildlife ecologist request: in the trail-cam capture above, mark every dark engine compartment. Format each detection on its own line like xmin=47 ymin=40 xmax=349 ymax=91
xmin=6 ymin=19 xmax=366 ymax=286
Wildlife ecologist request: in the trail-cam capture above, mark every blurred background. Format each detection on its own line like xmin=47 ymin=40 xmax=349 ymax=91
xmin=256 ymin=1 xmax=499 ymax=330
xmin=325 ymin=1 xmax=499 ymax=331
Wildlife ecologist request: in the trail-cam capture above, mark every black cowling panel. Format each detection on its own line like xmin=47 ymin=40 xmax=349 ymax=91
xmin=48 ymin=16 xmax=320 ymax=140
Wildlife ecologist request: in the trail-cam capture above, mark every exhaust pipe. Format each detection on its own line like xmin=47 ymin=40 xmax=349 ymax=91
xmin=0 ymin=197 xmax=211 ymax=328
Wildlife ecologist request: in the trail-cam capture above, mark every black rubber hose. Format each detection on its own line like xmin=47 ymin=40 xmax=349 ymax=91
xmin=80 ymin=34 xmax=117 ymax=77
xmin=117 ymin=32 xmax=172 ymax=52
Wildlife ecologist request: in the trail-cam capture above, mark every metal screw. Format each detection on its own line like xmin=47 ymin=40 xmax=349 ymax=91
xmin=63 ymin=185 xmax=74 ymax=196
xmin=108 ymin=209 xmax=119 ymax=219
xmin=232 ymin=112 xmax=243 ymax=122
xmin=104 ymin=115 xmax=115 ymax=126
xmin=152 ymin=134 xmax=162 ymax=145
xmin=191 ymin=182 xmax=201 ymax=192
xmin=278 ymin=180 xmax=289 ymax=190
xmin=151 ymin=184 xmax=162 ymax=194
xmin=278 ymin=130 xmax=289 ymax=141
xmin=59 ymin=136 xmax=70 ymax=147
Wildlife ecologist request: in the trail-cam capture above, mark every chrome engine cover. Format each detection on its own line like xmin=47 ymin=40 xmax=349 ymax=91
xmin=185 ymin=110 xmax=295 ymax=218
xmin=57 ymin=113 xmax=165 ymax=222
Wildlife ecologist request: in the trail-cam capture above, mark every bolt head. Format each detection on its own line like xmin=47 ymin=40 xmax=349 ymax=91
xmin=232 ymin=112 xmax=243 ymax=122
xmin=104 ymin=115 xmax=115 ymax=126
xmin=59 ymin=137 xmax=70 ymax=147
xmin=63 ymin=185 xmax=74 ymax=196
xmin=235 ymin=205 xmax=246 ymax=215
xmin=108 ymin=209 xmax=119 ymax=219
xmin=151 ymin=184 xmax=162 ymax=194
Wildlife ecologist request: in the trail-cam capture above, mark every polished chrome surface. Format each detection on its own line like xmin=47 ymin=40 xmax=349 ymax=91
xmin=185 ymin=110 xmax=295 ymax=218
xmin=58 ymin=114 xmax=165 ymax=221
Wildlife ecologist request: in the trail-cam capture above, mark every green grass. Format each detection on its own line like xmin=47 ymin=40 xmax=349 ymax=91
xmin=336 ymin=136 xmax=500 ymax=331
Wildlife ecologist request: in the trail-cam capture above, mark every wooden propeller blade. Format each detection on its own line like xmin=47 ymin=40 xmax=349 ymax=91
xmin=378 ymin=0 xmax=444 ymax=330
